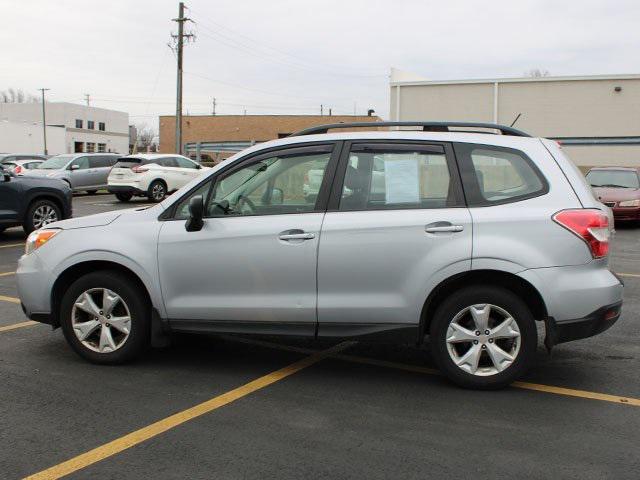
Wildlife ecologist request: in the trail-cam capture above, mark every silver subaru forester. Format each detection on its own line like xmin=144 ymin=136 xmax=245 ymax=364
xmin=16 ymin=122 xmax=623 ymax=389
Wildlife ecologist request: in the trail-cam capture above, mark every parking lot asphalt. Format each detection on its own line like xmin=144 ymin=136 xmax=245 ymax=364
xmin=0 ymin=193 xmax=639 ymax=479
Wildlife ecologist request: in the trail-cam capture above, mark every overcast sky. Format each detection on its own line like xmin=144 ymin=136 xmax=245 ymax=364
xmin=2 ymin=0 xmax=639 ymax=130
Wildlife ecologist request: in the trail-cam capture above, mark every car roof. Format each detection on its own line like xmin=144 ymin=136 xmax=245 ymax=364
xmin=120 ymin=153 xmax=190 ymax=160
xmin=6 ymin=159 xmax=44 ymax=164
xmin=588 ymin=167 xmax=640 ymax=172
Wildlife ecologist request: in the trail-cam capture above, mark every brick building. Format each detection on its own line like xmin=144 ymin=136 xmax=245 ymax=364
xmin=159 ymin=114 xmax=381 ymax=162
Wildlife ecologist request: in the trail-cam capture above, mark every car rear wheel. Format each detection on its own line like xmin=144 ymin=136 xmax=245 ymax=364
xmin=429 ymin=286 xmax=537 ymax=390
xmin=115 ymin=192 xmax=133 ymax=202
xmin=24 ymin=199 xmax=61 ymax=234
xmin=148 ymin=180 xmax=167 ymax=202
xmin=60 ymin=270 xmax=150 ymax=364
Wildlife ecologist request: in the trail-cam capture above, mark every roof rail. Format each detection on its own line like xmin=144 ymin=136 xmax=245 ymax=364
xmin=290 ymin=121 xmax=531 ymax=137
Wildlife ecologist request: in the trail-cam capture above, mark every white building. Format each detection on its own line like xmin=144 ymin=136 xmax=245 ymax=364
xmin=0 ymin=102 xmax=129 ymax=155
xmin=0 ymin=120 xmax=66 ymax=154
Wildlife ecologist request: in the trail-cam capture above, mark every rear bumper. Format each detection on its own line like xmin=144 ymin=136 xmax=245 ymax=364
xmin=107 ymin=185 xmax=146 ymax=195
xmin=545 ymin=301 xmax=622 ymax=347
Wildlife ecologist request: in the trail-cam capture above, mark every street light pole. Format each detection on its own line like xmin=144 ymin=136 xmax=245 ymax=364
xmin=38 ymin=88 xmax=50 ymax=155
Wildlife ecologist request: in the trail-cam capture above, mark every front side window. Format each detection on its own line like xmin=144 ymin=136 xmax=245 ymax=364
xmin=205 ymin=151 xmax=331 ymax=217
xmin=586 ymin=169 xmax=640 ymax=189
xmin=456 ymin=144 xmax=547 ymax=205
xmin=339 ymin=146 xmax=454 ymax=211
xmin=70 ymin=157 xmax=90 ymax=170
xmin=175 ymin=157 xmax=197 ymax=169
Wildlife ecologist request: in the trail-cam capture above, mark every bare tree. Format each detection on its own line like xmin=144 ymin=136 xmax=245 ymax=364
xmin=524 ymin=68 xmax=550 ymax=78
xmin=134 ymin=122 xmax=158 ymax=152
xmin=0 ymin=88 xmax=39 ymax=103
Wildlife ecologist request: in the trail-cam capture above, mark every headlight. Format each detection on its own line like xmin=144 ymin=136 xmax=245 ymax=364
xmin=618 ymin=199 xmax=640 ymax=207
xmin=25 ymin=229 xmax=61 ymax=255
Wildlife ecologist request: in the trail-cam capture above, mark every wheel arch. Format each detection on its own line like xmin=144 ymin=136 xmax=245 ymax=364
xmin=50 ymin=260 xmax=154 ymax=329
xmin=419 ymin=269 xmax=548 ymax=341
xmin=24 ymin=194 xmax=65 ymax=223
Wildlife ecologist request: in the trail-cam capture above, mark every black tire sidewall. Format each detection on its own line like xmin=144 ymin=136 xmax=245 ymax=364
xmin=430 ymin=286 xmax=537 ymax=390
xmin=24 ymin=199 xmax=61 ymax=234
xmin=148 ymin=180 xmax=166 ymax=202
xmin=60 ymin=271 xmax=150 ymax=364
xmin=116 ymin=193 xmax=132 ymax=202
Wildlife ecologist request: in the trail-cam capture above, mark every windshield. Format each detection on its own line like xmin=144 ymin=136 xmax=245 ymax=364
xmin=38 ymin=155 xmax=74 ymax=170
xmin=586 ymin=170 xmax=640 ymax=189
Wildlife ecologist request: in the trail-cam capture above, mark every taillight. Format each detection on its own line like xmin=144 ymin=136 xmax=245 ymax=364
xmin=14 ymin=165 xmax=22 ymax=174
xmin=553 ymin=209 xmax=609 ymax=258
xmin=131 ymin=165 xmax=148 ymax=173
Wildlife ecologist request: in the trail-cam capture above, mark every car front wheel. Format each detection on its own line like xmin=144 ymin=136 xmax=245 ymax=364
xmin=429 ymin=286 xmax=536 ymax=390
xmin=24 ymin=199 xmax=61 ymax=234
xmin=60 ymin=270 xmax=150 ymax=364
xmin=148 ymin=180 xmax=167 ymax=202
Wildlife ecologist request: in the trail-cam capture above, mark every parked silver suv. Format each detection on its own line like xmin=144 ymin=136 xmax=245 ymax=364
xmin=26 ymin=153 xmax=120 ymax=193
xmin=16 ymin=122 xmax=623 ymax=389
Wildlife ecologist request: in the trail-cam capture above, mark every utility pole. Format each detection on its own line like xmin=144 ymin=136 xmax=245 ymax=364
xmin=212 ymin=97 xmax=216 ymax=115
xmin=171 ymin=2 xmax=194 ymax=155
xmin=84 ymin=93 xmax=90 ymax=106
xmin=320 ymin=104 xmax=323 ymax=116
xmin=38 ymin=88 xmax=50 ymax=155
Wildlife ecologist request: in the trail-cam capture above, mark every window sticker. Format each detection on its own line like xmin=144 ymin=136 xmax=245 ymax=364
xmin=384 ymin=155 xmax=419 ymax=204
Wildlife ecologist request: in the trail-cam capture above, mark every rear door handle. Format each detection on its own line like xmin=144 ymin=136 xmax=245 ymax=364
xmin=278 ymin=231 xmax=315 ymax=241
xmin=425 ymin=224 xmax=464 ymax=233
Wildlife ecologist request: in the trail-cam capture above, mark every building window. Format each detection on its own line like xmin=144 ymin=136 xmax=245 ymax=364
xmin=86 ymin=142 xmax=95 ymax=153
xmin=87 ymin=120 xmax=95 ymax=130
xmin=75 ymin=119 xmax=83 ymax=129
xmin=97 ymin=143 xmax=106 ymax=153
xmin=98 ymin=122 xmax=105 ymax=131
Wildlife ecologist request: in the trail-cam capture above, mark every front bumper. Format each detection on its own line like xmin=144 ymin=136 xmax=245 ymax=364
xmin=545 ymin=301 xmax=622 ymax=348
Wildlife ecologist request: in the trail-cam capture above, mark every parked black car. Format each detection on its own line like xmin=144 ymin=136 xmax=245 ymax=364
xmin=0 ymin=170 xmax=72 ymax=234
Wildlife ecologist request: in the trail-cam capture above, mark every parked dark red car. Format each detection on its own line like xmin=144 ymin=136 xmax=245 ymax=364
xmin=586 ymin=167 xmax=640 ymax=222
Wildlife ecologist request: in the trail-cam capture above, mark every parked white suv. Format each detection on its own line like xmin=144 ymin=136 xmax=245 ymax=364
xmin=17 ymin=122 xmax=623 ymax=389
xmin=107 ymin=154 xmax=208 ymax=202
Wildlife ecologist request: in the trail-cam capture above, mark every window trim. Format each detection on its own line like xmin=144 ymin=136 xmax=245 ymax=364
xmin=453 ymin=142 xmax=549 ymax=207
xmin=327 ymin=140 xmax=465 ymax=212
xmin=160 ymin=141 xmax=342 ymax=221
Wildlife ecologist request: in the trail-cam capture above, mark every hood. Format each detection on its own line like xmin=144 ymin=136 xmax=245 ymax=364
xmin=23 ymin=168 xmax=61 ymax=178
xmin=49 ymin=210 xmax=124 ymax=230
xmin=592 ymin=186 xmax=640 ymax=203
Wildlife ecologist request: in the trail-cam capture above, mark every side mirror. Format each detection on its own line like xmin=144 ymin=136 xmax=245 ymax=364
xmin=185 ymin=195 xmax=204 ymax=232
xmin=271 ymin=188 xmax=284 ymax=205
xmin=196 ymin=164 xmax=202 ymax=170
xmin=70 ymin=164 xmax=79 ymax=171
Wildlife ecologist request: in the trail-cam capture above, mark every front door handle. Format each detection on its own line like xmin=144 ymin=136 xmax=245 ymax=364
xmin=278 ymin=230 xmax=315 ymax=241
xmin=425 ymin=223 xmax=464 ymax=233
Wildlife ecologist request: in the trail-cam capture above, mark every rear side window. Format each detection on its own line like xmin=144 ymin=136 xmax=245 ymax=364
xmin=89 ymin=156 xmax=112 ymax=168
xmin=338 ymin=144 xmax=459 ymax=211
xmin=455 ymin=144 xmax=547 ymax=206
xmin=114 ymin=157 xmax=149 ymax=168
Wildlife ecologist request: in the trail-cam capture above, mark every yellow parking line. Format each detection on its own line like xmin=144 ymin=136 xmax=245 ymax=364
xmin=617 ymin=272 xmax=640 ymax=278
xmin=0 ymin=242 xmax=24 ymax=249
xmin=24 ymin=341 xmax=354 ymax=480
xmin=0 ymin=320 xmax=37 ymax=332
xmin=0 ymin=271 xmax=16 ymax=277
xmin=0 ymin=294 xmax=20 ymax=304
xmin=227 ymin=337 xmax=640 ymax=408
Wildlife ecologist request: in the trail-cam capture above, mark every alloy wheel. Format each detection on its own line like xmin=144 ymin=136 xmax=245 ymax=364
xmin=152 ymin=183 xmax=165 ymax=201
xmin=32 ymin=205 xmax=58 ymax=229
xmin=445 ymin=303 xmax=521 ymax=376
xmin=71 ymin=288 xmax=132 ymax=353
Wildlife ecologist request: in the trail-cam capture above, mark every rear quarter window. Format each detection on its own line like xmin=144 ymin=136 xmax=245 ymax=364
xmin=454 ymin=143 xmax=548 ymax=206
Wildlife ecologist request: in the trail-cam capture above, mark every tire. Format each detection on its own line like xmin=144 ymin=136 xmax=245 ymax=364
xmin=429 ymin=286 xmax=537 ymax=390
xmin=86 ymin=190 xmax=98 ymax=195
xmin=23 ymin=199 xmax=61 ymax=234
xmin=147 ymin=180 xmax=167 ymax=203
xmin=59 ymin=270 xmax=150 ymax=364
xmin=115 ymin=192 xmax=133 ymax=202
